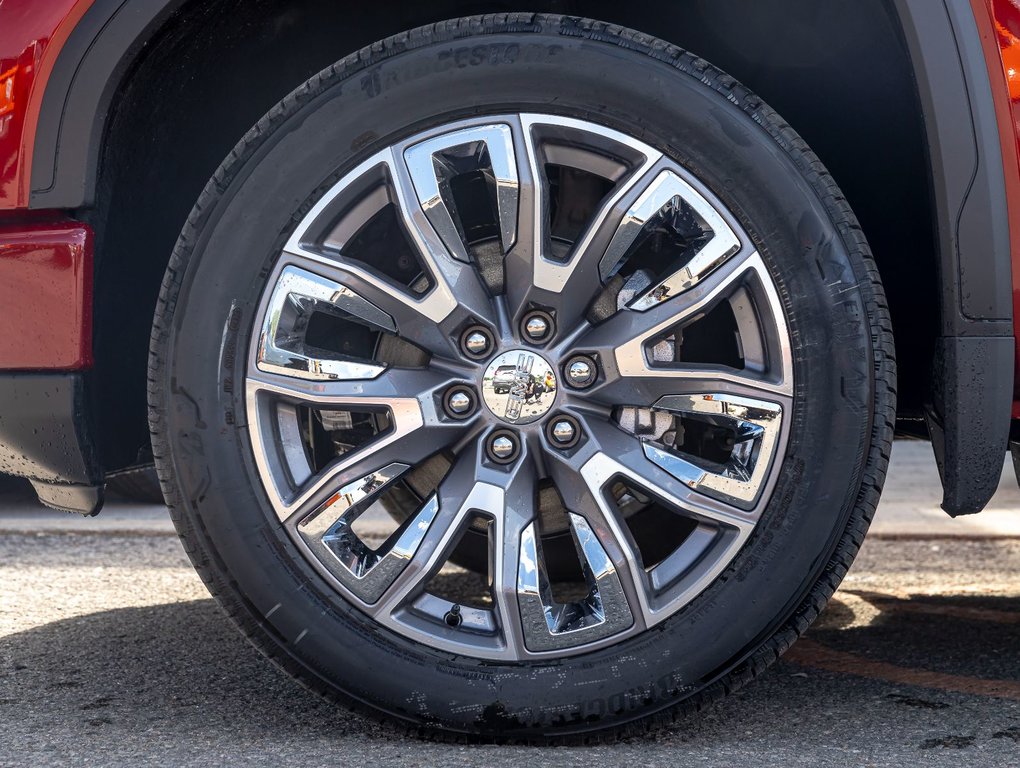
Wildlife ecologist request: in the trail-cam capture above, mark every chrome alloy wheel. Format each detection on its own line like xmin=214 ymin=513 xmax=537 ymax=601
xmin=245 ymin=114 xmax=792 ymax=660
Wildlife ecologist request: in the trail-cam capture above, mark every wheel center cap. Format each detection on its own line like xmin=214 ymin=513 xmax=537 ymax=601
xmin=481 ymin=351 xmax=557 ymax=425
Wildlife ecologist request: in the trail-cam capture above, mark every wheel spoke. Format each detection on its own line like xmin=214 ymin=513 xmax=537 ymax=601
xmin=516 ymin=508 xmax=635 ymax=652
xmin=575 ymin=243 xmax=759 ymax=354
xmin=503 ymin=115 xmax=662 ymax=332
xmin=617 ymin=393 xmax=784 ymax=510
xmin=255 ymin=264 xmax=394 ymax=382
xmin=281 ymin=147 xmax=497 ymax=360
xmin=577 ymin=446 xmax=752 ymax=623
xmin=599 ymin=169 xmax=742 ymax=309
xmin=293 ymin=463 xmax=443 ymax=604
xmin=403 ymin=122 xmax=520 ymax=262
xmin=574 ymin=249 xmax=792 ymax=404
xmin=370 ymin=440 xmax=536 ymax=657
xmin=542 ymin=441 xmax=651 ymax=631
xmin=279 ymin=245 xmax=475 ymax=360
xmin=594 ymin=365 xmax=793 ymax=410
xmin=544 ymin=416 xmax=757 ymax=624
xmin=387 ymin=143 xmax=496 ymax=324
xmin=247 ymin=364 xmax=473 ymax=522
xmin=247 ymin=362 xmax=454 ymax=404
xmin=580 ymin=417 xmax=760 ymax=531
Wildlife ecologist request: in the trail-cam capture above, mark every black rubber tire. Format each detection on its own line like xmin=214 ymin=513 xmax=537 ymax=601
xmin=149 ymin=14 xmax=895 ymax=742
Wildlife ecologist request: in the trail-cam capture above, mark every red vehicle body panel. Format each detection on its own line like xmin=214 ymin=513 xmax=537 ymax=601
xmin=986 ymin=0 xmax=1020 ymax=415
xmin=0 ymin=219 xmax=93 ymax=369
xmin=0 ymin=0 xmax=94 ymax=371
xmin=0 ymin=0 xmax=94 ymax=210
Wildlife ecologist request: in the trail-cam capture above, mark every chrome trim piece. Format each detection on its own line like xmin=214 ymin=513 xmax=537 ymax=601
xmin=371 ymin=480 xmax=524 ymax=660
xmin=517 ymin=513 xmax=632 ymax=652
xmin=404 ymin=123 xmax=519 ymax=259
xmin=298 ymin=464 xmax=442 ymax=604
xmin=283 ymin=149 xmax=462 ymax=325
xmin=580 ymin=451 xmax=754 ymax=623
xmin=599 ymin=169 xmax=741 ymax=308
xmin=246 ymin=377 xmax=426 ymax=522
xmin=519 ymin=114 xmax=662 ymax=293
xmin=257 ymin=265 xmax=392 ymax=381
xmin=642 ymin=394 xmax=783 ymax=509
xmin=612 ymin=250 xmax=794 ymax=398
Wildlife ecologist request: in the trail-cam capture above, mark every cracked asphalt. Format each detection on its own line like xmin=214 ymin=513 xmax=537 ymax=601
xmin=2 ymin=443 xmax=1020 ymax=766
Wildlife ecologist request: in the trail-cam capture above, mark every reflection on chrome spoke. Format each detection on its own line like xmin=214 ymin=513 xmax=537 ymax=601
xmin=641 ymin=394 xmax=783 ymax=509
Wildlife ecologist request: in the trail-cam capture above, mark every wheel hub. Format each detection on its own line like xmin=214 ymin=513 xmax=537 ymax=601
xmin=480 ymin=350 xmax=558 ymax=425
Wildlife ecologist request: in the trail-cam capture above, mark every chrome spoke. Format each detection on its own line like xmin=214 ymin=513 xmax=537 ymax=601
xmin=518 ymin=491 xmax=638 ymax=649
xmin=594 ymin=364 xmax=793 ymax=410
xmin=403 ymin=122 xmax=519 ymax=261
xmin=542 ymin=444 xmax=650 ymax=632
xmin=579 ymin=417 xmax=761 ymax=531
xmin=370 ymin=440 xmax=536 ymax=658
xmin=575 ymin=249 xmax=792 ymax=404
xmin=638 ymin=393 xmax=784 ymax=510
xmin=277 ymin=246 xmax=454 ymax=351
xmin=386 ymin=142 xmax=496 ymax=325
xmin=255 ymin=264 xmax=393 ymax=382
xmin=282 ymin=148 xmax=496 ymax=359
xmin=545 ymin=416 xmax=757 ymax=622
xmin=600 ymin=169 xmax=742 ymax=309
xmin=293 ymin=463 xmax=443 ymax=604
xmin=575 ymin=244 xmax=760 ymax=355
xmin=577 ymin=443 xmax=752 ymax=623
xmin=503 ymin=115 xmax=662 ymax=332
xmin=247 ymin=362 xmax=454 ymax=403
xmin=246 ymin=364 xmax=472 ymax=522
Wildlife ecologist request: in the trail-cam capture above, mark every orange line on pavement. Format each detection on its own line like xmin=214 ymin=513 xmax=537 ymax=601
xmin=786 ymin=638 xmax=1020 ymax=701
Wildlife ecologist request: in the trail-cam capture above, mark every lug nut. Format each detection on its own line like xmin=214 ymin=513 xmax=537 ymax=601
xmin=461 ymin=325 xmax=494 ymax=359
xmin=564 ymin=355 xmax=597 ymax=389
xmin=521 ymin=310 xmax=554 ymax=343
xmin=465 ymin=332 xmax=489 ymax=354
xmin=491 ymin=436 xmax=515 ymax=458
xmin=546 ymin=415 xmax=581 ymax=449
xmin=448 ymin=391 xmax=471 ymax=414
xmin=444 ymin=386 xmax=475 ymax=419
xmin=486 ymin=430 xmax=520 ymax=464
xmin=551 ymin=420 xmax=576 ymax=444
xmin=525 ymin=317 xmax=548 ymax=339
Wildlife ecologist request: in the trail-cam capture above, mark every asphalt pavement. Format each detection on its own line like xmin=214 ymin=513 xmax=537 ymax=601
xmin=2 ymin=441 xmax=1020 ymax=766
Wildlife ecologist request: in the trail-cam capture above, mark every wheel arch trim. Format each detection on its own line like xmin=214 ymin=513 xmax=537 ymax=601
xmin=893 ymin=0 xmax=1015 ymax=514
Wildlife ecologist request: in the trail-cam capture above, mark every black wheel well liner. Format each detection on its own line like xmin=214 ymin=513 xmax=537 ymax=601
xmin=35 ymin=0 xmax=1012 ymax=513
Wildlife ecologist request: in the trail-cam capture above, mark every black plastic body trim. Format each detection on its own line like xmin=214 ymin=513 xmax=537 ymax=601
xmin=894 ymin=0 xmax=1012 ymax=331
xmin=30 ymin=0 xmax=185 ymax=208
xmin=925 ymin=336 xmax=1013 ymax=515
xmin=0 ymin=373 xmax=104 ymax=515
xmin=24 ymin=0 xmax=1016 ymax=515
xmin=30 ymin=479 xmax=104 ymax=516
xmin=895 ymin=0 xmax=1014 ymax=514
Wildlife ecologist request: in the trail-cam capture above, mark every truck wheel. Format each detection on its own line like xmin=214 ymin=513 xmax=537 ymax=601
xmin=149 ymin=14 xmax=894 ymax=741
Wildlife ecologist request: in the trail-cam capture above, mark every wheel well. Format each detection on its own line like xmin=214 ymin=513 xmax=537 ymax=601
xmin=87 ymin=0 xmax=933 ymax=470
